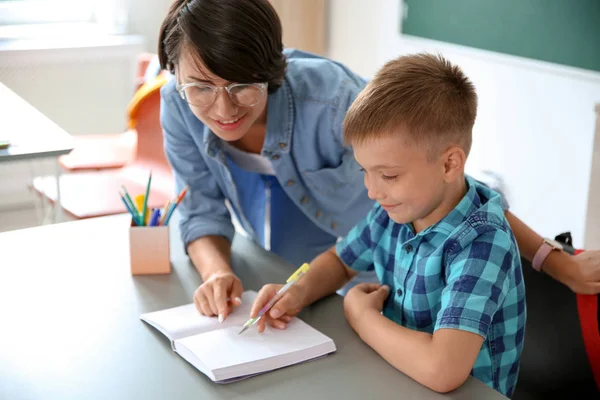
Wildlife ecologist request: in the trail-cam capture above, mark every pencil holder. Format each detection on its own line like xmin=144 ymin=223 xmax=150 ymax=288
xmin=129 ymin=219 xmax=171 ymax=275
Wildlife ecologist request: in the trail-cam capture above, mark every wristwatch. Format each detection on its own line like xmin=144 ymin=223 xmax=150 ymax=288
xmin=532 ymin=238 xmax=564 ymax=272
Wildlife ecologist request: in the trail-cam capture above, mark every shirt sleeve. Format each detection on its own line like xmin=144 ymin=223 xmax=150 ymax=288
xmin=161 ymin=86 xmax=235 ymax=249
xmin=335 ymin=205 xmax=380 ymax=272
xmin=435 ymin=227 xmax=517 ymax=338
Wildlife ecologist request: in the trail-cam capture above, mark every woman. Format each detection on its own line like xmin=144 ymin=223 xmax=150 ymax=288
xmin=158 ymin=0 xmax=600 ymax=322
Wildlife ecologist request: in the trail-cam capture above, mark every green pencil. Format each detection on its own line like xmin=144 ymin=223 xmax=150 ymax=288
xmin=121 ymin=185 xmax=141 ymax=225
xmin=142 ymin=171 xmax=152 ymax=226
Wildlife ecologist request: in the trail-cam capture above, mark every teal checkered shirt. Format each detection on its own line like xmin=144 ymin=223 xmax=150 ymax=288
xmin=336 ymin=176 xmax=526 ymax=397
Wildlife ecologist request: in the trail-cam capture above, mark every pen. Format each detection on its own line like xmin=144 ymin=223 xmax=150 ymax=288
xmin=149 ymin=208 xmax=161 ymax=226
xmin=238 ymin=263 xmax=310 ymax=335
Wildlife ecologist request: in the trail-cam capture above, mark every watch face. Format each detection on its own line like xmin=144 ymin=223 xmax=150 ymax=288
xmin=545 ymin=238 xmax=564 ymax=251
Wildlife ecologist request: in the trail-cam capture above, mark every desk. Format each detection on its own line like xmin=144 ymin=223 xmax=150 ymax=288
xmin=0 ymin=83 xmax=73 ymax=222
xmin=0 ymin=215 xmax=507 ymax=399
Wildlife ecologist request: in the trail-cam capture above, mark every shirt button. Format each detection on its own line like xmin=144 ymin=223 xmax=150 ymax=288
xmin=331 ymin=221 xmax=337 ymax=230
xmin=396 ymin=288 xmax=403 ymax=296
xmin=315 ymin=210 xmax=322 ymax=218
xmin=405 ymin=245 xmax=413 ymax=253
xmin=271 ymin=154 xmax=280 ymax=161
xmin=300 ymin=195 xmax=309 ymax=204
xmin=286 ymin=179 xmax=295 ymax=186
xmin=279 ymin=142 xmax=287 ymax=149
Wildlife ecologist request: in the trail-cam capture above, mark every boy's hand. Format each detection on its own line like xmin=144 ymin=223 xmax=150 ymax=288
xmin=193 ymin=271 xmax=243 ymax=322
xmin=343 ymin=283 xmax=390 ymax=329
xmin=250 ymin=284 xmax=306 ymax=333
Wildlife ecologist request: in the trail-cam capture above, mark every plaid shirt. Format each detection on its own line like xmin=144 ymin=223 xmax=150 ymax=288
xmin=336 ymin=176 xmax=526 ymax=397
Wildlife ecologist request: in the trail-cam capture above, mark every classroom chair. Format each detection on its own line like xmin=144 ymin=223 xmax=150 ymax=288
xmin=513 ymin=232 xmax=599 ymax=399
xmin=57 ymin=53 xmax=158 ymax=172
xmin=57 ymin=130 xmax=137 ymax=172
xmin=31 ymin=74 xmax=174 ymax=219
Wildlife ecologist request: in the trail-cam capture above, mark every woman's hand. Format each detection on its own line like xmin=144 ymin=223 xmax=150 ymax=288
xmin=193 ymin=271 xmax=244 ymax=322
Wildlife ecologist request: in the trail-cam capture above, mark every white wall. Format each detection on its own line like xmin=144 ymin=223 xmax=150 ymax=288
xmin=328 ymin=0 xmax=600 ymax=248
xmin=0 ymin=42 xmax=141 ymax=135
xmin=585 ymin=106 xmax=600 ymax=249
xmin=126 ymin=0 xmax=172 ymax=54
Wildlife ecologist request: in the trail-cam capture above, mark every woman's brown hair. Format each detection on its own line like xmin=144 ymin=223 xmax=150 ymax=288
xmin=158 ymin=0 xmax=287 ymax=93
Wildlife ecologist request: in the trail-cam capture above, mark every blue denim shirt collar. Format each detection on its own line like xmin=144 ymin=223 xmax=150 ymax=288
xmin=202 ymin=79 xmax=294 ymax=158
xmin=262 ymin=78 xmax=294 ymax=156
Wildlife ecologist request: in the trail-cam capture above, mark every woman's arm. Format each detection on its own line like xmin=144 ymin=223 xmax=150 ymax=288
xmin=187 ymin=235 xmax=233 ymax=281
xmin=161 ymin=84 xmax=243 ymax=319
xmin=506 ymin=211 xmax=600 ymax=294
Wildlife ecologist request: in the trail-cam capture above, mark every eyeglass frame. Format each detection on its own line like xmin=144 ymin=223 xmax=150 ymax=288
xmin=175 ymin=80 xmax=268 ymax=108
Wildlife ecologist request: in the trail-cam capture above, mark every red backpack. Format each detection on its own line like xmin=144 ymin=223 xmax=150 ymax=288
xmin=575 ymin=248 xmax=600 ymax=391
xmin=556 ymin=232 xmax=600 ymax=392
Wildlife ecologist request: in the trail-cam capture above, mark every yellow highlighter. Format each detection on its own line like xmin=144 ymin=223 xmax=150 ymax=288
xmin=238 ymin=263 xmax=310 ymax=335
xmin=134 ymin=194 xmax=150 ymax=226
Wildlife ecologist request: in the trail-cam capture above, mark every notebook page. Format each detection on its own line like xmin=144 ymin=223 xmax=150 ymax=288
xmin=140 ymin=290 xmax=257 ymax=341
xmin=175 ymin=318 xmax=335 ymax=381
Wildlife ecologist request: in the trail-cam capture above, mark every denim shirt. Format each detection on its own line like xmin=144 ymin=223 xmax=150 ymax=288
xmin=160 ymin=49 xmax=373 ymax=250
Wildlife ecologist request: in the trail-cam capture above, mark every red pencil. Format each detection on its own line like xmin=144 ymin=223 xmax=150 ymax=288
xmin=175 ymin=186 xmax=188 ymax=205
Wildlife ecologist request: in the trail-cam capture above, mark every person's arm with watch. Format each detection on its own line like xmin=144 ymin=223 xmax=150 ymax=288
xmin=506 ymin=211 xmax=600 ymax=294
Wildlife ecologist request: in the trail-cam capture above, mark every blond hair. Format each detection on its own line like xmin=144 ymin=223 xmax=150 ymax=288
xmin=344 ymin=53 xmax=477 ymax=159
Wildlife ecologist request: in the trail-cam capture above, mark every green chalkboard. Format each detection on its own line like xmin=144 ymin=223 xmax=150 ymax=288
xmin=401 ymin=0 xmax=600 ymax=72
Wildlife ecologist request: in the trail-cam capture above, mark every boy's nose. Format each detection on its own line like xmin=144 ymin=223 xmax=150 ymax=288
xmin=368 ymin=189 xmax=386 ymax=201
xmin=367 ymin=186 xmax=377 ymax=200
xmin=366 ymin=179 xmax=385 ymax=201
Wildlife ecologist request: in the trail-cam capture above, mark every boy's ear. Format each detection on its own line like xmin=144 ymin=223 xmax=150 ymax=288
xmin=442 ymin=146 xmax=466 ymax=182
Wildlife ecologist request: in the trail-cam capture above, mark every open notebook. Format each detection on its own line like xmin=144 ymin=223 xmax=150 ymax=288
xmin=140 ymin=290 xmax=336 ymax=383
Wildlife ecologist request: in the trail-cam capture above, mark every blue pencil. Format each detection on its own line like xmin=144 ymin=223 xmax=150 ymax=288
xmin=163 ymin=202 xmax=177 ymax=226
xmin=163 ymin=186 xmax=188 ymax=226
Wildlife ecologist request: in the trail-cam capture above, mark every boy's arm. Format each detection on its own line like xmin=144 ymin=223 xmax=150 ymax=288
xmin=296 ymin=247 xmax=357 ymax=308
xmin=354 ymin=314 xmax=483 ymax=393
xmin=348 ymin=228 xmax=523 ymax=394
xmin=506 ymin=211 xmax=600 ymax=294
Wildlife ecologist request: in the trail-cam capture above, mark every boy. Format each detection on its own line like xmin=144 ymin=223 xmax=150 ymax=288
xmin=249 ymin=53 xmax=526 ymax=397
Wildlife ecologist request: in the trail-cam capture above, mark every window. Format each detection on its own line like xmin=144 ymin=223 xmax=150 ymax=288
xmin=0 ymin=0 xmax=129 ymax=38
xmin=0 ymin=0 xmax=94 ymax=26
